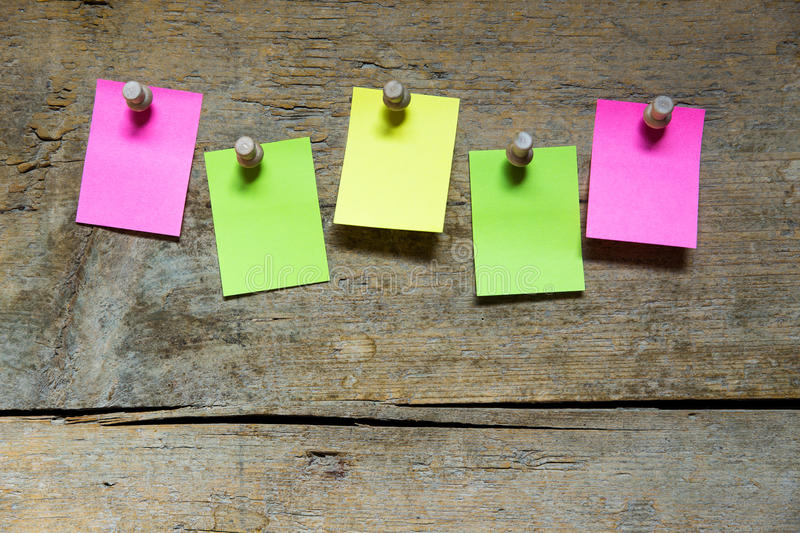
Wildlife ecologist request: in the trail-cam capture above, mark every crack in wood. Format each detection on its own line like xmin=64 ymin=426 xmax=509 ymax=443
xmin=395 ymin=398 xmax=800 ymax=410
xmin=2 ymin=399 xmax=796 ymax=429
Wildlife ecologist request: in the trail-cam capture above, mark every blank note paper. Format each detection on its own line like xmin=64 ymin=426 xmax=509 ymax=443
xmin=333 ymin=87 xmax=459 ymax=232
xmin=204 ymin=137 xmax=329 ymax=297
xmin=586 ymin=99 xmax=705 ymax=248
xmin=76 ymin=79 xmax=203 ymax=236
xmin=469 ymin=146 xmax=585 ymax=297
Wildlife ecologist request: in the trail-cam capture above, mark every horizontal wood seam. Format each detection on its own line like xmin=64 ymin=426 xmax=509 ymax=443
xmin=0 ymin=398 xmax=797 ymax=429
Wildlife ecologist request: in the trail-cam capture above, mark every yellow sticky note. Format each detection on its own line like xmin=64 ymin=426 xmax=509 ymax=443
xmin=334 ymin=87 xmax=460 ymax=232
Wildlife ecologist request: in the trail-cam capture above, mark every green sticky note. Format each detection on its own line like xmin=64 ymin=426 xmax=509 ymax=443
xmin=469 ymin=146 xmax=585 ymax=297
xmin=334 ymin=87 xmax=460 ymax=232
xmin=204 ymin=137 xmax=329 ymax=296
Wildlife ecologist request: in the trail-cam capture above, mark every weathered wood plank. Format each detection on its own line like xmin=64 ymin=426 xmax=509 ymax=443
xmin=1 ymin=410 xmax=797 ymax=531
xmin=0 ymin=0 xmax=798 ymax=409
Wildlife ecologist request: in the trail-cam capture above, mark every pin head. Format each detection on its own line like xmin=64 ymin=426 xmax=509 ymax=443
xmin=383 ymin=80 xmax=411 ymax=110
xmin=643 ymin=95 xmax=674 ymax=129
xmin=384 ymin=81 xmax=403 ymax=101
xmin=235 ymin=136 xmax=264 ymax=168
xmin=122 ymin=81 xmax=153 ymax=111
xmin=512 ymin=132 xmax=533 ymax=154
xmin=652 ymin=96 xmax=674 ymax=118
xmin=506 ymin=131 xmax=534 ymax=167
xmin=122 ymin=81 xmax=143 ymax=101
xmin=235 ymin=137 xmax=255 ymax=158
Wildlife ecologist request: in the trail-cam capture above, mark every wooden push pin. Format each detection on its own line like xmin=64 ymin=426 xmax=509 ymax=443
xmin=506 ymin=131 xmax=534 ymax=167
xmin=383 ymin=80 xmax=411 ymax=111
xmin=235 ymin=136 xmax=263 ymax=168
xmin=122 ymin=81 xmax=153 ymax=111
xmin=643 ymin=96 xmax=674 ymax=129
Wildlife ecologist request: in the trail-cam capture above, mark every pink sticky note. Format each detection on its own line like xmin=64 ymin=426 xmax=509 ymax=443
xmin=76 ymin=79 xmax=203 ymax=236
xmin=586 ymin=99 xmax=705 ymax=248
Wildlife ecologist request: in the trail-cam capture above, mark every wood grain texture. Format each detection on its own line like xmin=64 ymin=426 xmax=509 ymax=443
xmin=0 ymin=410 xmax=797 ymax=532
xmin=0 ymin=0 xmax=798 ymax=409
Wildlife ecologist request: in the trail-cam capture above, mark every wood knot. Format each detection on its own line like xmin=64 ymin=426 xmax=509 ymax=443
xmin=303 ymin=451 xmax=349 ymax=480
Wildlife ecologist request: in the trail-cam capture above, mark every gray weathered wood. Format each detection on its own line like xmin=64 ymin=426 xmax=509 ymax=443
xmin=1 ymin=410 xmax=797 ymax=531
xmin=0 ymin=0 xmax=798 ymax=410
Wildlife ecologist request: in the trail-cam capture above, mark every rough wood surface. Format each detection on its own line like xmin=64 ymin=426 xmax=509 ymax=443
xmin=0 ymin=409 xmax=797 ymax=532
xmin=0 ymin=0 xmax=798 ymax=409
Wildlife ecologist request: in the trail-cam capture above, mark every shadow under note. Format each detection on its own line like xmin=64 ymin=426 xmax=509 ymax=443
xmin=221 ymin=281 xmax=320 ymax=301
xmin=222 ymin=291 xmax=253 ymax=301
xmin=330 ymin=224 xmax=439 ymax=262
xmin=584 ymin=238 xmax=688 ymax=271
xmin=102 ymin=225 xmax=180 ymax=243
xmin=475 ymin=290 xmax=584 ymax=306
